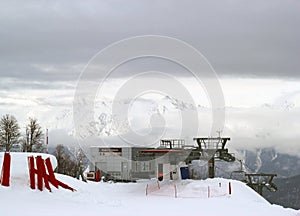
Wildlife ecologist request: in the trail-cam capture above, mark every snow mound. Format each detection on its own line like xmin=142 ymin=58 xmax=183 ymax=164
xmin=0 ymin=153 xmax=299 ymax=216
xmin=0 ymin=152 xmax=57 ymax=186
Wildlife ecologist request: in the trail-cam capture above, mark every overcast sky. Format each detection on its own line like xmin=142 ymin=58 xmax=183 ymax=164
xmin=0 ymin=0 xmax=300 ymax=154
xmin=1 ymin=0 xmax=299 ymax=81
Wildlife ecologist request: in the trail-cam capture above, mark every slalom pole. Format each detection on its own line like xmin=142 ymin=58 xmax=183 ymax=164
xmin=46 ymin=128 xmax=48 ymax=154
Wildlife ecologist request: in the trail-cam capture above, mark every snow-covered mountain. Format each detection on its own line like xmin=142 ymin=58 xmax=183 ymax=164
xmin=237 ymin=148 xmax=300 ymax=178
xmin=45 ymin=95 xmax=211 ymax=147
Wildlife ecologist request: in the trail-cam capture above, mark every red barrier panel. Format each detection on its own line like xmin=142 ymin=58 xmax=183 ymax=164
xmin=0 ymin=154 xmax=75 ymax=192
xmin=39 ymin=157 xmax=51 ymax=192
xmin=56 ymin=180 xmax=76 ymax=192
xmin=35 ymin=156 xmax=52 ymax=192
xmin=27 ymin=156 xmax=36 ymax=189
xmin=45 ymin=158 xmax=58 ymax=188
xmin=27 ymin=155 xmax=75 ymax=192
xmin=95 ymin=170 xmax=101 ymax=182
xmin=36 ymin=156 xmax=44 ymax=191
xmin=0 ymin=152 xmax=11 ymax=187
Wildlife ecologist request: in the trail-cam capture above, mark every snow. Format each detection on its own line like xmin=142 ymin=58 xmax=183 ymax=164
xmin=0 ymin=152 xmax=57 ymax=186
xmin=0 ymin=153 xmax=299 ymax=216
xmin=255 ymin=148 xmax=263 ymax=173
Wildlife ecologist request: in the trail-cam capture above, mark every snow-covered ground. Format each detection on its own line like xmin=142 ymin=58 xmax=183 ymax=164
xmin=0 ymin=153 xmax=299 ymax=216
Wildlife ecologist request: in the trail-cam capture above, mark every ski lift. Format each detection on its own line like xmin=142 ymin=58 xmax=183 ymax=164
xmin=245 ymin=173 xmax=277 ymax=195
xmin=230 ymin=171 xmax=247 ymax=182
xmin=230 ymin=159 xmax=247 ymax=182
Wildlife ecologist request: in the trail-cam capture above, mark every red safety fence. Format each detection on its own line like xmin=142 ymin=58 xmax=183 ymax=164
xmin=145 ymin=180 xmax=161 ymax=196
xmin=146 ymin=181 xmax=232 ymax=199
xmin=27 ymin=155 xmax=76 ymax=192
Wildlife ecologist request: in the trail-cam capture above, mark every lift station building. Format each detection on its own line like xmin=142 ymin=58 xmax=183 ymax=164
xmin=88 ymin=140 xmax=189 ymax=181
xmin=88 ymin=137 xmax=235 ymax=182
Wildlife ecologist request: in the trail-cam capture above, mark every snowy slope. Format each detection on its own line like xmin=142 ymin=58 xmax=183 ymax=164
xmin=0 ymin=153 xmax=299 ymax=216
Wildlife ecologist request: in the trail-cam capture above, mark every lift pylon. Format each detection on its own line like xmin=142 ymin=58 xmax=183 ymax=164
xmin=189 ymin=137 xmax=235 ymax=178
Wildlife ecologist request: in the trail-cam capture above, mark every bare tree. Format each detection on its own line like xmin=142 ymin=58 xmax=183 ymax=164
xmin=53 ymin=144 xmax=71 ymax=174
xmin=0 ymin=114 xmax=21 ymax=152
xmin=53 ymin=144 xmax=77 ymax=176
xmin=53 ymin=144 xmax=87 ymax=181
xmin=23 ymin=118 xmax=44 ymax=152
xmin=74 ymin=148 xmax=87 ymax=182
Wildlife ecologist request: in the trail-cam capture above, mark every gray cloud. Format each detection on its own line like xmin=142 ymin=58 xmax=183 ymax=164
xmin=1 ymin=0 xmax=300 ymax=157
xmin=0 ymin=0 xmax=299 ymax=82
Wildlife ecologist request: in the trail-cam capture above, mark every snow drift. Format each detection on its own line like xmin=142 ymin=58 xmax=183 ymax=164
xmin=0 ymin=153 xmax=299 ymax=216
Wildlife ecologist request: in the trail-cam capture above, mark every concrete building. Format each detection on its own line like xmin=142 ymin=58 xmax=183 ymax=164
xmin=88 ymin=140 xmax=189 ymax=182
